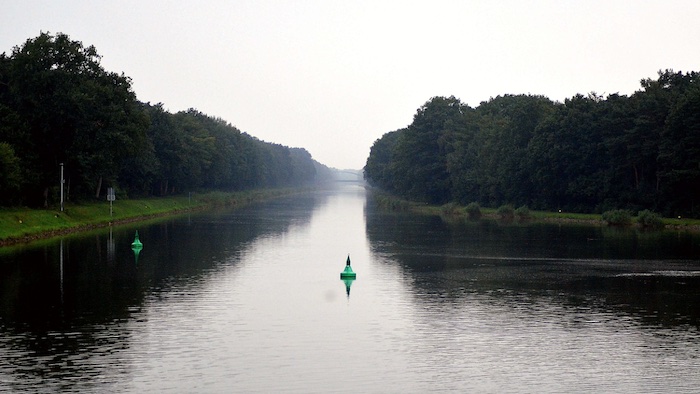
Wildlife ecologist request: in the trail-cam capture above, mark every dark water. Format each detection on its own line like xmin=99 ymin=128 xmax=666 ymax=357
xmin=1 ymin=183 xmax=699 ymax=392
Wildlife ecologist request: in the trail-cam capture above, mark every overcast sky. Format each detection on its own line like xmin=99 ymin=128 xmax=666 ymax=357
xmin=3 ymin=1 xmax=699 ymax=169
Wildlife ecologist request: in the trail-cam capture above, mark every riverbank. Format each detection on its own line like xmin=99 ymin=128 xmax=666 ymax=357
xmin=371 ymin=194 xmax=700 ymax=231
xmin=0 ymin=188 xmax=300 ymax=247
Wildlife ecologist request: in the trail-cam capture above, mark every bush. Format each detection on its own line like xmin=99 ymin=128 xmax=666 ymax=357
xmin=441 ymin=202 xmax=459 ymax=215
xmin=515 ymin=205 xmax=531 ymax=219
xmin=637 ymin=209 xmax=664 ymax=228
xmin=497 ymin=204 xmax=514 ymax=219
xmin=465 ymin=202 xmax=481 ymax=219
xmin=602 ymin=209 xmax=632 ymax=226
xmin=374 ymin=195 xmax=411 ymax=211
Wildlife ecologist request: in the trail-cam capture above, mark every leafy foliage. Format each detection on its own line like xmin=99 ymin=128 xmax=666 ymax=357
xmin=464 ymin=202 xmax=481 ymax=219
xmin=440 ymin=202 xmax=460 ymax=215
xmin=602 ymin=210 xmax=633 ymax=226
xmin=391 ymin=96 xmax=466 ymax=204
xmin=496 ymin=204 xmax=515 ymax=219
xmin=365 ymin=70 xmax=700 ymax=218
xmin=637 ymin=209 xmax=663 ymax=228
xmin=515 ymin=205 xmax=531 ymax=219
xmin=0 ymin=142 xmax=21 ymax=204
xmin=0 ymin=33 xmax=326 ymax=207
xmin=0 ymin=32 xmax=149 ymax=205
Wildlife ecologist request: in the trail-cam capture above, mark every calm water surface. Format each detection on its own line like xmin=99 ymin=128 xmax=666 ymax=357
xmin=1 ymin=183 xmax=699 ymax=393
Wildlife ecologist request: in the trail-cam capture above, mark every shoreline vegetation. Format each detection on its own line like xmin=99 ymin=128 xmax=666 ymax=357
xmin=4 ymin=186 xmax=700 ymax=249
xmin=0 ymin=188 xmax=302 ymax=247
xmin=1 ymin=33 xmax=328 ymax=210
xmin=372 ymin=194 xmax=700 ymax=231
xmin=364 ymin=73 xmax=700 ymax=219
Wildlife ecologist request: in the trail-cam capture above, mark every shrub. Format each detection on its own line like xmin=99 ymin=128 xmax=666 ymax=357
xmin=602 ymin=209 xmax=632 ymax=226
xmin=637 ymin=209 xmax=664 ymax=228
xmin=497 ymin=204 xmax=514 ymax=219
xmin=441 ymin=202 xmax=459 ymax=215
xmin=465 ymin=202 xmax=481 ymax=219
xmin=374 ymin=195 xmax=411 ymax=211
xmin=515 ymin=205 xmax=531 ymax=219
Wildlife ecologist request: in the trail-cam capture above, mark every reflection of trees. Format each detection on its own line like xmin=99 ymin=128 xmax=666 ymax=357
xmin=138 ymin=194 xmax=322 ymax=284
xmin=1 ymin=195 xmax=322 ymax=326
xmin=0 ymin=238 xmax=142 ymax=391
xmin=0 ymin=193 xmax=324 ymax=391
xmin=365 ymin=200 xmax=700 ymax=328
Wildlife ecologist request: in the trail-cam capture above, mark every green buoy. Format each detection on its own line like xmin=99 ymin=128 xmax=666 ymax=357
xmin=131 ymin=230 xmax=143 ymax=264
xmin=340 ymin=255 xmax=356 ymax=279
xmin=131 ymin=230 xmax=143 ymax=249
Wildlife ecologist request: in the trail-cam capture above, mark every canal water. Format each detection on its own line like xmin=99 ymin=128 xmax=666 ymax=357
xmin=1 ymin=183 xmax=699 ymax=393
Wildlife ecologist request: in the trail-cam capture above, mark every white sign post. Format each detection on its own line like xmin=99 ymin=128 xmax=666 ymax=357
xmin=60 ymin=163 xmax=64 ymax=212
xmin=107 ymin=187 xmax=116 ymax=216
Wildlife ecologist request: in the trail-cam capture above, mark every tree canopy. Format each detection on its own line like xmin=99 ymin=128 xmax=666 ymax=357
xmin=0 ymin=32 xmax=328 ymax=207
xmin=365 ymin=70 xmax=700 ymax=218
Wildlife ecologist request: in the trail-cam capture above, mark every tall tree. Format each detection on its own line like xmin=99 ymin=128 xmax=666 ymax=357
xmin=391 ymin=96 xmax=466 ymax=204
xmin=472 ymin=94 xmax=555 ymax=206
xmin=365 ymin=70 xmax=700 ymax=216
xmin=658 ymin=79 xmax=700 ymax=216
xmin=0 ymin=142 xmax=21 ymax=203
xmin=364 ymin=129 xmax=401 ymax=192
xmin=3 ymin=32 xmax=147 ymax=205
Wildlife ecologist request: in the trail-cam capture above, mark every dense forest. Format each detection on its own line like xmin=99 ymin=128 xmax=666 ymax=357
xmin=0 ymin=32 xmax=332 ymax=207
xmin=365 ymin=70 xmax=700 ymax=218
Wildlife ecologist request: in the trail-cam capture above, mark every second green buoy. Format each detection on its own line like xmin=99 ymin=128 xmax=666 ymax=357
xmin=340 ymin=255 xmax=356 ymax=279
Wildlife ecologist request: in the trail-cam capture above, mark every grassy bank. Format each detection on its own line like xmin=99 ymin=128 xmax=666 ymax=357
xmin=372 ymin=194 xmax=700 ymax=230
xmin=0 ymin=189 xmax=299 ymax=246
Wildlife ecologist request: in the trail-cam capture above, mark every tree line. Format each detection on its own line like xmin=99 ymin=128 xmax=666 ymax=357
xmin=365 ymin=70 xmax=700 ymax=218
xmin=0 ymin=32 xmax=331 ymax=207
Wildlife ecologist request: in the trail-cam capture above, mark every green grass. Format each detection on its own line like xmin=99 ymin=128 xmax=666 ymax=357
xmin=533 ymin=210 xmax=601 ymax=221
xmin=0 ymin=188 xmax=299 ymax=245
xmin=661 ymin=216 xmax=700 ymax=227
xmin=372 ymin=194 xmax=700 ymax=230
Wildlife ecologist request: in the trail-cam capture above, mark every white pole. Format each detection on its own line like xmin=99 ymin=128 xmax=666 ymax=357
xmin=60 ymin=163 xmax=64 ymax=212
xmin=108 ymin=187 xmax=114 ymax=217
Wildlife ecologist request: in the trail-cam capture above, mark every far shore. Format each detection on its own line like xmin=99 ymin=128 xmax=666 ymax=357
xmin=5 ymin=188 xmax=699 ymax=249
xmin=371 ymin=194 xmax=700 ymax=232
xmin=0 ymin=188 xmax=303 ymax=247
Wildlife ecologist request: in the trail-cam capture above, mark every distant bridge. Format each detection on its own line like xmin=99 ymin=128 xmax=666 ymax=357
xmin=333 ymin=169 xmax=364 ymax=182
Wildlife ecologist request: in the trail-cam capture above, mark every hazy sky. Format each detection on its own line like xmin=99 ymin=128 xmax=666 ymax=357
xmin=3 ymin=1 xmax=699 ymax=169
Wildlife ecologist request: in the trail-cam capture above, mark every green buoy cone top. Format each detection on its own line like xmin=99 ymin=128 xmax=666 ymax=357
xmin=340 ymin=255 xmax=356 ymax=279
xmin=131 ymin=230 xmax=143 ymax=249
